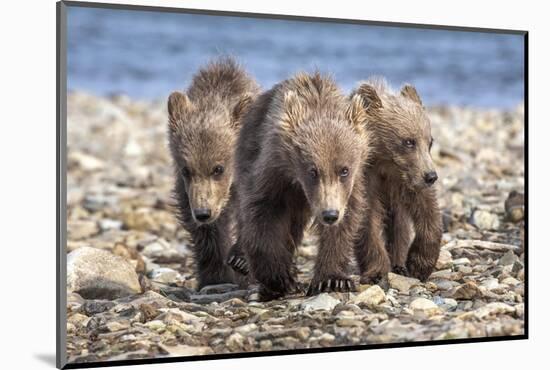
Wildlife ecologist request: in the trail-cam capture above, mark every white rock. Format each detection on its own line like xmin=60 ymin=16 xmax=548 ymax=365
xmin=501 ymin=277 xmax=520 ymax=286
xmin=474 ymin=302 xmax=515 ymax=319
xmin=471 ymin=210 xmax=500 ymax=230
xmin=227 ymin=333 xmax=245 ymax=350
xmin=161 ymin=344 xmax=213 ymax=357
xmin=144 ymin=320 xmax=166 ymax=331
xmin=351 ymin=285 xmax=386 ymax=306
xmin=148 ymin=267 xmax=179 ymax=284
xmin=301 ymin=293 xmax=341 ymax=311
xmin=234 ymin=323 xmax=258 ymax=335
xmin=67 ymin=247 xmax=141 ymax=299
xmin=452 ymin=258 xmax=471 ymax=265
xmin=68 ymin=151 xmax=105 ymax=171
xmin=410 ymin=298 xmax=440 ymax=316
xmin=98 ymin=218 xmax=123 ymax=231
xmin=481 ymin=278 xmax=500 ymax=290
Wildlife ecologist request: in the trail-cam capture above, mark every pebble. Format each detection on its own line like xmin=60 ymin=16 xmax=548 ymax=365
xmin=234 ymin=323 xmax=258 ymax=335
xmin=453 ymin=282 xmax=481 ymax=300
xmin=67 ymin=247 xmax=141 ymax=299
xmin=144 ymin=320 xmax=166 ymax=332
xmin=387 ymin=273 xmax=420 ymax=294
xmin=436 ymin=250 xmax=453 ymax=269
xmin=470 ymin=210 xmax=500 ymax=230
xmin=226 ymin=333 xmax=245 ymax=350
xmin=148 ymin=267 xmax=179 ymax=284
xmin=480 ymin=278 xmax=499 ymax=290
xmin=161 ymin=344 xmax=213 ymax=356
xmin=68 ymin=220 xmax=99 ymax=240
xmin=317 ymin=333 xmax=336 ymax=346
xmin=301 ymin=293 xmax=341 ymax=311
xmin=452 ymin=258 xmax=471 ymax=265
xmin=259 ymin=340 xmax=273 ymax=351
xmin=505 ymin=191 xmax=524 ymax=222
xmin=350 ymin=285 xmax=386 ymax=306
xmin=499 ymin=250 xmax=520 ymax=266
xmin=98 ymin=219 xmax=123 ymax=231
xmin=474 ymin=302 xmax=516 ymax=319
xmin=409 ymin=298 xmax=440 ymax=316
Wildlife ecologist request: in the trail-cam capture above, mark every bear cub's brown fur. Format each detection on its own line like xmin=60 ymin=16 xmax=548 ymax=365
xmin=353 ymin=79 xmax=442 ymax=282
xmin=167 ymin=57 xmax=260 ymax=288
xmin=231 ymin=72 xmax=371 ymax=300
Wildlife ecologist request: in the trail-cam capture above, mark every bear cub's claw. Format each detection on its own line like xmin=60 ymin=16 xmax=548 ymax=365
xmin=306 ymin=277 xmax=355 ymax=296
xmin=227 ymin=254 xmax=249 ymax=275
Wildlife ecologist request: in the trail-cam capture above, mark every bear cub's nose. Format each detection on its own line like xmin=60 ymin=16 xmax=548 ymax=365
xmin=194 ymin=208 xmax=212 ymax=222
xmin=322 ymin=209 xmax=339 ymax=225
xmin=424 ymin=171 xmax=438 ymax=186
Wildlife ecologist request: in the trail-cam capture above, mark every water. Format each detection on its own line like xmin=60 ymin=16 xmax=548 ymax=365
xmin=67 ymin=6 xmax=525 ymax=108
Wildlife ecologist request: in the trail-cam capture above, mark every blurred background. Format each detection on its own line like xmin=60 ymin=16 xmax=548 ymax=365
xmin=67 ymin=6 xmax=524 ymax=108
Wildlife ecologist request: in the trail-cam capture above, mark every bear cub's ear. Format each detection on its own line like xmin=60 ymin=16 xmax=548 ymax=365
xmin=355 ymin=83 xmax=383 ymax=113
xmin=400 ymin=84 xmax=423 ymax=106
xmin=280 ymin=90 xmax=304 ymax=131
xmin=347 ymin=94 xmax=369 ymax=130
xmin=167 ymin=91 xmax=193 ymax=122
xmin=231 ymin=94 xmax=254 ymax=128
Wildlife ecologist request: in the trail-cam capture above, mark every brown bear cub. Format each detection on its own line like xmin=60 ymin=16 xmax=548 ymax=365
xmin=230 ymin=72 xmax=371 ymax=300
xmin=167 ymin=57 xmax=260 ymax=289
xmin=353 ymin=79 xmax=442 ymax=283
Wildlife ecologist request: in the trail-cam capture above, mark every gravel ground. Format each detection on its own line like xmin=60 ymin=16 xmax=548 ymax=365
xmin=65 ymin=92 xmax=525 ymax=364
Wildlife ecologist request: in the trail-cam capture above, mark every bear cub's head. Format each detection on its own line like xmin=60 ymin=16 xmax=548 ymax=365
xmin=167 ymin=91 xmax=252 ymax=224
xmin=356 ymin=80 xmax=438 ymax=191
xmin=276 ymin=73 xmax=370 ymax=227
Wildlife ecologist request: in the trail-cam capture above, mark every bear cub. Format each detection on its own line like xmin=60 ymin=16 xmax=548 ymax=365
xmin=231 ymin=72 xmax=371 ymax=300
xmin=167 ymin=57 xmax=260 ymax=288
xmin=353 ymin=79 xmax=442 ymax=283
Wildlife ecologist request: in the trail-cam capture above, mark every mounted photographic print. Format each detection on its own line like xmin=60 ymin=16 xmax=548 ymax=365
xmin=56 ymin=1 xmax=527 ymax=368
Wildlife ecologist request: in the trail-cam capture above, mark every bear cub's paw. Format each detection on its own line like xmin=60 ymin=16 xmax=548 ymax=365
xmin=227 ymin=254 xmax=249 ymax=276
xmin=406 ymin=253 xmax=434 ymax=281
xmin=392 ymin=265 xmax=409 ymax=276
xmin=359 ymin=263 xmax=391 ymax=285
xmin=306 ymin=275 xmax=355 ymax=296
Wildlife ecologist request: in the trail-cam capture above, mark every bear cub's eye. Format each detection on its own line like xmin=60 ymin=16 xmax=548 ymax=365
xmin=403 ymin=139 xmax=416 ymax=148
xmin=309 ymin=167 xmax=319 ymax=179
xmin=339 ymin=167 xmax=349 ymax=178
xmin=212 ymin=165 xmax=224 ymax=176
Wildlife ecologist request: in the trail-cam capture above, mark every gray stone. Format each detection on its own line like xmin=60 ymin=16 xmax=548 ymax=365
xmin=67 ymin=247 xmax=141 ymax=299
xmin=499 ymin=250 xmax=519 ymax=266
xmin=452 ymin=281 xmax=481 ymax=300
xmin=387 ymin=273 xmax=420 ymax=293
xmin=436 ymin=250 xmax=453 ymax=269
xmin=199 ymin=283 xmax=239 ymax=294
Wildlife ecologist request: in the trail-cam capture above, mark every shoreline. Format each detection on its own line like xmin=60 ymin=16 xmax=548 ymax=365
xmin=65 ymin=92 xmax=525 ymax=363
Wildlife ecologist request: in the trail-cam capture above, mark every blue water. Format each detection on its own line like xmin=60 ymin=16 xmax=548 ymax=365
xmin=67 ymin=6 xmax=525 ymax=108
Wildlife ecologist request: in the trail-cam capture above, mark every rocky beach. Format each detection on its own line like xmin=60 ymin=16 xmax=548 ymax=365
xmin=65 ymin=92 xmax=525 ymax=364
